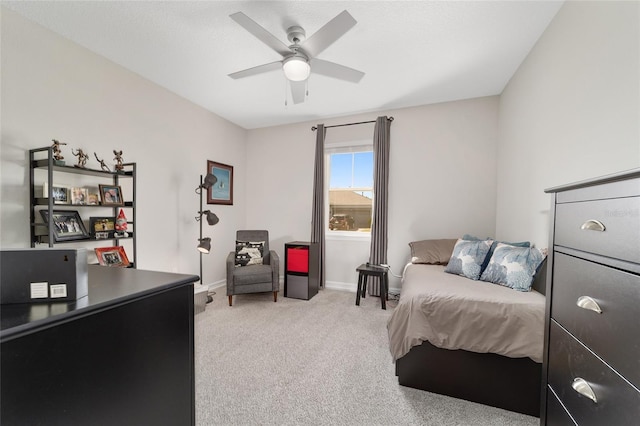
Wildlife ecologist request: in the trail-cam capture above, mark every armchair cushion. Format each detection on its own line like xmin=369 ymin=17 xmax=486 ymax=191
xmin=235 ymin=240 xmax=265 ymax=267
xmin=233 ymin=264 xmax=273 ymax=286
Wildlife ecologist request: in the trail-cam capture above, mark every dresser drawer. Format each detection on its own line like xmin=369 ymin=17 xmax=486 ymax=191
xmin=552 ymin=253 xmax=640 ymax=388
xmin=554 ymin=197 xmax=640 ymax=264
xmin=546 ymin=387 xmax=576 ymax=426
xmin=548 ymin=321 xmax=640 ymax=426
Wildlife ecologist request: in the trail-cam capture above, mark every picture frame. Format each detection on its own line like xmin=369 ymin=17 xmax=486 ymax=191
xmin=39 ymin=210 xmax=90 ymax=242
xmin=89 ymin=216 xmax=116 ymax=239
xmin=95 ymin=246 xmax=130 ymax=267
xmin=207 ymin=160 xmax=233 ymax=205
xmin=43 ymin=182 xmax=70 ymax=205
xmin=71 ymin=187 xmax=89 ymax=205
xmin=99 ymin=184 xmax=124 ymax=206
xmin=87 ymin=193 xmax=100 ymax=206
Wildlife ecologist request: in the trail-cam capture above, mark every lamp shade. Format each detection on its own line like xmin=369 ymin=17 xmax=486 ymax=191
xmin=202 ymin=173 xmax=217 ymax=190
xmin=283 ymin=55 xmax=310 ymax=81
xmin=197 ymin=237 xmax=211 ymax=254
xmin=203 ymin=211 xmax=219 ymax=226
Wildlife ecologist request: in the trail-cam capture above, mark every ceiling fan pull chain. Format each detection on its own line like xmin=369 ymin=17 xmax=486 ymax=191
xmin=284 ymin=78 xmax=288 ymax=107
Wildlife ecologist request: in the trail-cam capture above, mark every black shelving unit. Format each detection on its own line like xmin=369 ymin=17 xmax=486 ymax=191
xmin=284 ymin=241 xmax=319 ymax=300
xmin=29 ymin=146 xmax=137 ymax=267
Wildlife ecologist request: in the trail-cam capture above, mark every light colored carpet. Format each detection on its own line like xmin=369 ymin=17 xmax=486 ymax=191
xmin=195 ymin=288 xmax=538 ymax=426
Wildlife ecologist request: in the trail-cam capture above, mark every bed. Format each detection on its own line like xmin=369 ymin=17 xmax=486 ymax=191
xmin=388 ymin=239 xmax=546 ymax=417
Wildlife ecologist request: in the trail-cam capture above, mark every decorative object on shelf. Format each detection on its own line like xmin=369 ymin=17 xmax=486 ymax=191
xmin=99 ymin=184 xmax=124 ymax=206
xmin=95 ymin=246 xmax=130 ymax=267
xmin=94 ymin=152 xmax=111 ymax=172
xmin=43 ymin=182 xmax=70 ymax=204
xmin=87 ymin=192 xmax=100 ymax=205
xmin=71 ymin=187 xmax=88 ymax=205
xmin=71 ymin=148 xmax=89 ymax=168
xmin=206 ymin=160 xmax=234 ymax=205
xmin=195 ymin=173 xmax=220 ymax=284
xmin=51 ymin=139 xmax=67 ymax=166
xmin=114 ymin=209 xmax=129 ymax=238
xmin=113 ymin=150 xmax=124 ymax=173
xmin=39 ymin=210 xmax=90 ymax=242
xmin=90 ymin=216 xmax=116 ymax=239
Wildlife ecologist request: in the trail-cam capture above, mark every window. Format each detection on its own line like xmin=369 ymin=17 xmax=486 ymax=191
xmin=326 ymin=145 xmax=374 ymax=234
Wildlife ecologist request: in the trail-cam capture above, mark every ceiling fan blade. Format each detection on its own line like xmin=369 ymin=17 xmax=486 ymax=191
xmin=230 ymin=12 xmax=291 ymax=57
xmin=290 ymin=81 xmax=306 ymax=104
xmin=301 ymin=10 xmax=357 ymax=57
xmin=310 ymin=58 xmax=364 ymax=83
xmin=228 ymin=61 xmax=282 ymax=79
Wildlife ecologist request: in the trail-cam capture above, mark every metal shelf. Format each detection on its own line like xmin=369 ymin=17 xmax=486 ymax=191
xmin=29 ymin=146 xmax=137 ymax=268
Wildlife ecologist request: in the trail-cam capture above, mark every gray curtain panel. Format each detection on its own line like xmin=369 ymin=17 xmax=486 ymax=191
xmin=311 ymin=124 xmax=326 ymax=288
xmin=368 ymin=116 xmax=391 ymax=296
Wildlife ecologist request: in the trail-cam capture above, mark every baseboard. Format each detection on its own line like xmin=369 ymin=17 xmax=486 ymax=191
xmin=325 ymin=280 xmax=400 ymax=295
xmin=205 ymin=280 xmax=226 ymax=292
xmin=206 ymin=279 xmax=399 ymax=295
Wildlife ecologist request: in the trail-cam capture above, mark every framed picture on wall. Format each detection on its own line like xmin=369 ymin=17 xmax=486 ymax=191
xmin=207 ymin=160 xmax=233 ymax=205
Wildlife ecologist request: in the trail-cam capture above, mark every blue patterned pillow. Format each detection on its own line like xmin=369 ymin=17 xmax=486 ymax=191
xmin=479 ymin=243 xmax=546 ymax=291
xmin=235 ymin=240 xmax=265 ymax=267
xmin=444 ymin=238 xmax=493 ymax=280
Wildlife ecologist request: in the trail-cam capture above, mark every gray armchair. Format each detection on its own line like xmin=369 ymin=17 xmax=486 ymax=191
xmin=226 ymin=230 xmax=279 ymax=306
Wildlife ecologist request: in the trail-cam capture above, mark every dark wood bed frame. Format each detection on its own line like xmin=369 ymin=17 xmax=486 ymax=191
xmin=394 ymin=262 xmax=546 ymax=417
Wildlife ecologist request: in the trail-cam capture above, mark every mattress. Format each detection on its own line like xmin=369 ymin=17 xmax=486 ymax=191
xmin=387 ymin=264 xmax=545 ymax=362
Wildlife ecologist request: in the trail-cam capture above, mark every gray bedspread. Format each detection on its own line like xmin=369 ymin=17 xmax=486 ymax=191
xmin=387 ymin=264 xmax=545 ymax=362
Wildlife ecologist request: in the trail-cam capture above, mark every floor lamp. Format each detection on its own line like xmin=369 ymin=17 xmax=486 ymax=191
xmin=196 ymin=173 xmax=219 ymax=286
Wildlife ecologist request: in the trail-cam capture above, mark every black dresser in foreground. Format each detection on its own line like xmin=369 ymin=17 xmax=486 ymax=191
xmin=1 ymin=265 xmax=198 ymax=426
xmin=542 ymin=168 xmax=640 ymax=425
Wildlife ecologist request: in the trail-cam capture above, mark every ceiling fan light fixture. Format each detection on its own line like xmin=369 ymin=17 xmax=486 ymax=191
xmin=283 ymin=55 xmax=310 ymax=81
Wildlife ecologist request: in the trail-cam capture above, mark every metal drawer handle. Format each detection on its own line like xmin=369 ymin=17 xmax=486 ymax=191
xmin=577 ymin=296 xmax=602 ymax=314
xmin=581 ymin=219 xmax=606 ymax=232
xmin=572 ymin=378 xmax=598 ymax=403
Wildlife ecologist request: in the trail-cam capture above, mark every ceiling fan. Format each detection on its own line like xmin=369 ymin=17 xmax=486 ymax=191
xmin=228 ymin=10 xmax=365 ymax=104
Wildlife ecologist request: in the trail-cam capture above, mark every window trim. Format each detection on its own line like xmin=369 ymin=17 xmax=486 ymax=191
xmin=325 ymin=141 xmax=374 ymax=238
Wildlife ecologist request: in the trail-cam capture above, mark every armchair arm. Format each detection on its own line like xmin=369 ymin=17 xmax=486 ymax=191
xmin=226 ymin=251 xmax=236 ymax=295
xmin=269 ymin=250 xmax=280 ymax=291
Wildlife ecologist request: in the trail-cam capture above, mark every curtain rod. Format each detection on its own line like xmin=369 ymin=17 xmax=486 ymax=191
xmin=311 ymin=116 xmax=394 ymax=131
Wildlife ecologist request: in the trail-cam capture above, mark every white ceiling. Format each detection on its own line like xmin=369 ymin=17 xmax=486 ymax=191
xmin=4 ymin=1 xmax=563 ymax=130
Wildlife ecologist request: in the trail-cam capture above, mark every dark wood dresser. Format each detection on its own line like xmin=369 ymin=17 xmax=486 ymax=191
xmin=542 ymin=169 xmax=640 ymax=425
xmin=1 ymin=265 xmax=198 ymax=425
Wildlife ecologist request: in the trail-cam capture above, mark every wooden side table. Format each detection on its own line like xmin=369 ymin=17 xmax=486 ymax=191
xmin=355 ymin=263 xmax=389 ymax=309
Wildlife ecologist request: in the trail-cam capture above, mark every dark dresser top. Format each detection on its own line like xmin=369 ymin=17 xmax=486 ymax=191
xmin=545 ymin=167 xmax=640 ymax=193
xmin=1 ymin=265 xmax=198 ymax=340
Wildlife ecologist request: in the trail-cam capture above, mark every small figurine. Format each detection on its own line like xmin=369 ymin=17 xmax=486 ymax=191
xmin=94 ymin=152 xmax=111 ymax=172
xmin=51 ymin=139 xmax=67 ymax=165
xmin=113 ymin=150 xmax=124 ymax=173
xmin=114 ymin=209 xmax=129 ymax=237
xmin=71 ymin=148 xmax=89 ymax=168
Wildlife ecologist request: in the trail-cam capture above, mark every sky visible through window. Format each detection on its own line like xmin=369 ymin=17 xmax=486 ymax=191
xmin=329 ymin=152 xmax=373 ymax=189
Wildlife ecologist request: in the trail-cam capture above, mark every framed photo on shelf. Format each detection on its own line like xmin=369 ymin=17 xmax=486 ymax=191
xmin=95 ymin=246 xmax=130 ymax=267
xmin=87 ymin=192 xmax=100 ymax=205
xmin=99 ymin=184 xmax=124 ymax=206
xmin=71 ymin=187 xmax=89 ymax=205
xmin=43 ymin=182 xmax=70 ymax=205
xmin=89 ymin=216 xmax=116 ymax=239
xmin=207 ymin=160 xmax=233 ymax=205
xmin=39 ymin=210 xmax=90 ymax=242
